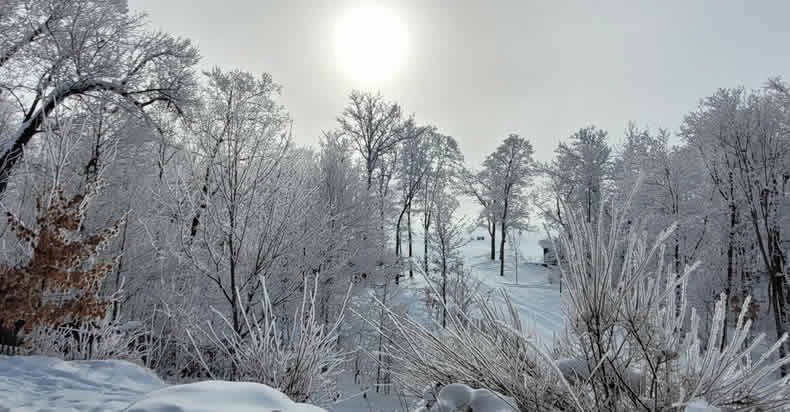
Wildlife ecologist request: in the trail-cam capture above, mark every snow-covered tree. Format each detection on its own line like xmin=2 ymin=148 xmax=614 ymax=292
xmin=426 ymin=186 xmax=469 ymax=328
xmin=460 ymin=165 xmax=500 ymax=261
xmin=544 ymin=126 xmax=612 ymax=227
xmin=418 ymin=132 xmax=463 ymax=276
xmin=337 ymin=90 xmax=405 ymax=191
xmin=482 ymin=134 xmax=534 ymax=276
xmin=0 ymin=0 xmax=199 ymax=196
xmin=394 ymin=121 xmax=432 ymax=263
xmin=681 ymin=82 xmax=790 ymax=373
xmin=176 ymin=68 xmax=297 ymax=341
xmin=613 ymin=125 xmax=717 ymax=321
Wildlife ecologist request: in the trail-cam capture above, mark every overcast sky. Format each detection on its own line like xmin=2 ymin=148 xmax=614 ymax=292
xmin=129 ymin=0 xmax=789 ymax=168
xmin=125 ymin=1 xmax=790 ymax=253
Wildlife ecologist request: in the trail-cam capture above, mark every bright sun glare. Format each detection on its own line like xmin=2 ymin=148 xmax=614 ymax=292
xmin=334 ymin=6 xmax=408 ymax=83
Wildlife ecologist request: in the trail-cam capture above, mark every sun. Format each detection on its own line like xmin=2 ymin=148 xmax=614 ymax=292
xmin=333 ymin=6 xmax=408 ymax=83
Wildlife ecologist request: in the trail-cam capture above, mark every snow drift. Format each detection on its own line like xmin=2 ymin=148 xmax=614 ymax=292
xmin=122 ymin=381 xmax=326 ymax=412
xmin=0 ymin=356 xmax=326 ymax=412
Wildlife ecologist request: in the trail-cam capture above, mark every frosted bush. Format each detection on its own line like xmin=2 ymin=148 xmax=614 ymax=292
xmin=547 ymin=185 xmax=790 ymax=411
xmin=24 ymin=311 xmax=149 ymax=363
xmin=378 ymin=183 xmax=790 ymax=411
xmin=186 ymin=275 xmax=351 ymax=405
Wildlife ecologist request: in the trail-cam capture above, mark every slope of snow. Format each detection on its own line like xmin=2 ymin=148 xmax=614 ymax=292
xmin=0 ymin=356 xmax=327 ymax=412
xmin=0 ymin=355 xmax=165 ymax=411
xmin=461 ymin=229 xmax=565 ymax=345
xmin=330 ymin=229 xmax=564 ymax=410
xmin=397 ymin=228 xmax=564 ymax=345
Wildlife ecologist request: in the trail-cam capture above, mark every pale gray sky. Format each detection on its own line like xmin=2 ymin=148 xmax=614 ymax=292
xmin=127 ymin=0 xmax=790 ymax=254
xmin=130 ymin=0 xmax=790 ymax=168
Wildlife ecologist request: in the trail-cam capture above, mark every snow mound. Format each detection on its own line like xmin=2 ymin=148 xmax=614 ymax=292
xmin=417 ymin=383 xmax=516 ymax=412
xmin=0 ymin=355 xmax=166 ymax=411
xmin=122 ymin=381 xmax=327 ymax=412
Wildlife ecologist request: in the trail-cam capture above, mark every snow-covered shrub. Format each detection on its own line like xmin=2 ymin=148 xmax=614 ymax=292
xmin=548 ymin=187 xmax=790 ymax=411
xmin=24 ymin=310 xmax=149 ymax=363
xmin=367 ymin=288 xmax=569 ymax=411
xmin=186 ymin=274 xmax=351 ymax=405
xmin=380 ymin=183 xmax=790 ymax=411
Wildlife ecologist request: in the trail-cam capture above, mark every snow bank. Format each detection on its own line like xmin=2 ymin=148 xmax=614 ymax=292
xmin=0 ymin=356 xmax=326 ymax=412
xmin=122 ymin=381 xmax=326 ymax=412
xmin=0 ymin=355 xmax=165 ymax=411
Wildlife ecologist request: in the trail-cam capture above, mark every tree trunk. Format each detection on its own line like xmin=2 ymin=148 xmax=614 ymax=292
xmin=673 ymin=234 xmax=684 ymax=323
xmin=375 ymin=280 xmax=389 ymax=392
xmin=228 ymin=233 xmax=239 ymax=380
xmin=423 ymin=212 xmax=430 ymax=275
xmin=722 ymin=199 xmax=735 ymax=351
xmin=441 ymin=255 xmax=447 ymax=328
xmin=111 ymin=216 xmax=130 ymax=321
xmin=499 ymin=195 xmax=509 ymax=276
xmin=190 ymin=138 xmax=223 ymax=239
xmin=408 ymin=204 xmax=413 ymax=278
xmin=395 ymin=205 xmax=406 ymax=257
xmin=395 ymin=216 xmax=401 ymax=257
xmin=490 ymin=218 xmax=496 ymax=261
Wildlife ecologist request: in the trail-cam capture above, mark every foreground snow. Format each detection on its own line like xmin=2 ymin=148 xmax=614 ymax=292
xmin=416 ymin=383 xmax=516 ymax=412
xmin=0 ymin=356 xmax=324 ymax=412
xmin=0 ymin=355 xmax=165 ymax=411
xmin=123 ymin=381 xmax=325 ymax=412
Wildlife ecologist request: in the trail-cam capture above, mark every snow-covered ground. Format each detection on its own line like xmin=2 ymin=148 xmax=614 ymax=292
xmin=0 ymin=229 xmax=565 ymax=412
xmin=462 ymin=229 xmax=564 ymax=346
xmin=329 ymin=228 xmax=565 ymax=410
xmin=393 ymin=227 xmax=564 ymax=345
xmin=123 ymin=381 xmax=326 ymax=412
xmin=0 ymin=355 xmax=165 ymax=411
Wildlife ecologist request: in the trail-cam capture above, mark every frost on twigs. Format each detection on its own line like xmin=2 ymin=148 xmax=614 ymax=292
xmin=365 ymin=285 xmax=571 ymax=411
xmin=378 ymin=182 xmax=790 ymax=411
xmin=23 ymin=309 xmax=149 ymax=363
xmin=186 ymin=274 xmax=352 ymax=405
xmin=550 ymin=183 xmax=790 ymax=411
xmin=0 ymin=185 xmax=122 ymax=331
